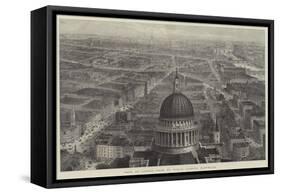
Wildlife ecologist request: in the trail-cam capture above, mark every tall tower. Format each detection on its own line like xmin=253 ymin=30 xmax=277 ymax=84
xmin=144 ymin=81 xmax=148 ymax=96
xmin=213 ymin=117 xmax=221 ymax=144
xmin=70 ymin=106 xmax=76 ymax=127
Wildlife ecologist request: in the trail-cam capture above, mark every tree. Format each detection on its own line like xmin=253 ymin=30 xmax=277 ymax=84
xmin=110 ymin=155 xmax=130 ymax=168
xmin=96 ymin=163 xmax=110 ymax=169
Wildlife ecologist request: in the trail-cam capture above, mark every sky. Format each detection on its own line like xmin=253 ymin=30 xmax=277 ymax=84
xmin=58 ymin=15 xmax=267 ymax=44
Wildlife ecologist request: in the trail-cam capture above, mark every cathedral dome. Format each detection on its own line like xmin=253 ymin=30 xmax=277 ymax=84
xmin=160 ymin=92 xmax=194 ymax=120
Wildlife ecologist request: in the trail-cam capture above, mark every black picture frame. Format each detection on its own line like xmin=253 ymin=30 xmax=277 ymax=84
xmin=31 ymin=5 xmax=274 ymax=188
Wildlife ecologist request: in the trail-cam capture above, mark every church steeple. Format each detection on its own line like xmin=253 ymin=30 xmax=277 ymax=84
xmin=173 ymin=68 xmax=180 ymax=93
xmin=70 ymin=106 xmax=76 ymax=127
xmin=214 ymin=117 xmax=219 ymax=132
xmin=213 ymin=116 xmax=221 ymax=144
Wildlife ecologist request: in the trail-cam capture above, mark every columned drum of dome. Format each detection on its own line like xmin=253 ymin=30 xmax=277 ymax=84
xmin=154 ymin=70 xmax=200 ymax=155
xmin=154 ymin=118 xmax=200 ymax=154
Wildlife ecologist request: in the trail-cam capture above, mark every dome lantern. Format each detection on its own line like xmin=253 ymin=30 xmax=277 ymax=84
xmin=173 ymin=68 xmax=180 ymax=93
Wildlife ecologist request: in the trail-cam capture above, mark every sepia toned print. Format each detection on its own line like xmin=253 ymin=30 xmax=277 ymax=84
xmin=56 ymin=15 xmax=268 ymax=180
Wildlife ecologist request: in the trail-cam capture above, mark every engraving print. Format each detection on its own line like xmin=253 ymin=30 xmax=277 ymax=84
xmin=57 ymin=15 xmax=267 ymax=179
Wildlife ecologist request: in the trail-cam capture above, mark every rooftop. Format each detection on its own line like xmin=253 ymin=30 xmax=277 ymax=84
xmin=233 ymin=142 xmax=249 ymax=148
xmin=253 ymin=119 xmax=265 ymax=127
xmin=95 ymin=134 xmax=131 ymax=146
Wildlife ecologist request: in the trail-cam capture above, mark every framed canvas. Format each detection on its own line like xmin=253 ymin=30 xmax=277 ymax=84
xmin=31 ymin=5 xmax=274 ymax=188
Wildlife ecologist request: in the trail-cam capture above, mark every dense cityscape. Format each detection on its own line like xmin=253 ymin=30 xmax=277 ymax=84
xmin=59 ymin=34 xmax=266 ymax=171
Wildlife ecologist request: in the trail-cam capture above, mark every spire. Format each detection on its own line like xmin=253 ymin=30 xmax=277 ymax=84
xmin=70 ymin=106 xmax=76 ymax=127
xmin=175 ymin=67 xmax=179 ymax=78
xmin=214 ymin=116 xmax=219 ymax=132
xmin=173 ymin=68 xmax=180 ymax=93
xmin=213 ymin=115 xmax=221 ymax=144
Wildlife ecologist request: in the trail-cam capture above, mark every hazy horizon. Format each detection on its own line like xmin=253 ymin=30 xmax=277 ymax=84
xmin=58 ymin=15 xmax=267 ymax=44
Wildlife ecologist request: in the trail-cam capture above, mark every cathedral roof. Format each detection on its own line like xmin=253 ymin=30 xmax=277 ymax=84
xmin=160 ymin=92 xmax=194 ymax=120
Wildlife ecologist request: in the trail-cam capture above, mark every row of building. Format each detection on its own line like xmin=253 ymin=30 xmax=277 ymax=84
xmin=59 ymin=71 xmax=164 ymax=148
xmin=216 ymin=62 xmax=260 ymax=85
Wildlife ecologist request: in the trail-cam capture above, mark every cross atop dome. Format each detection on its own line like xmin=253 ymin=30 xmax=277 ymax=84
xmin=173 ymin=68 xmax=180 ymax=93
